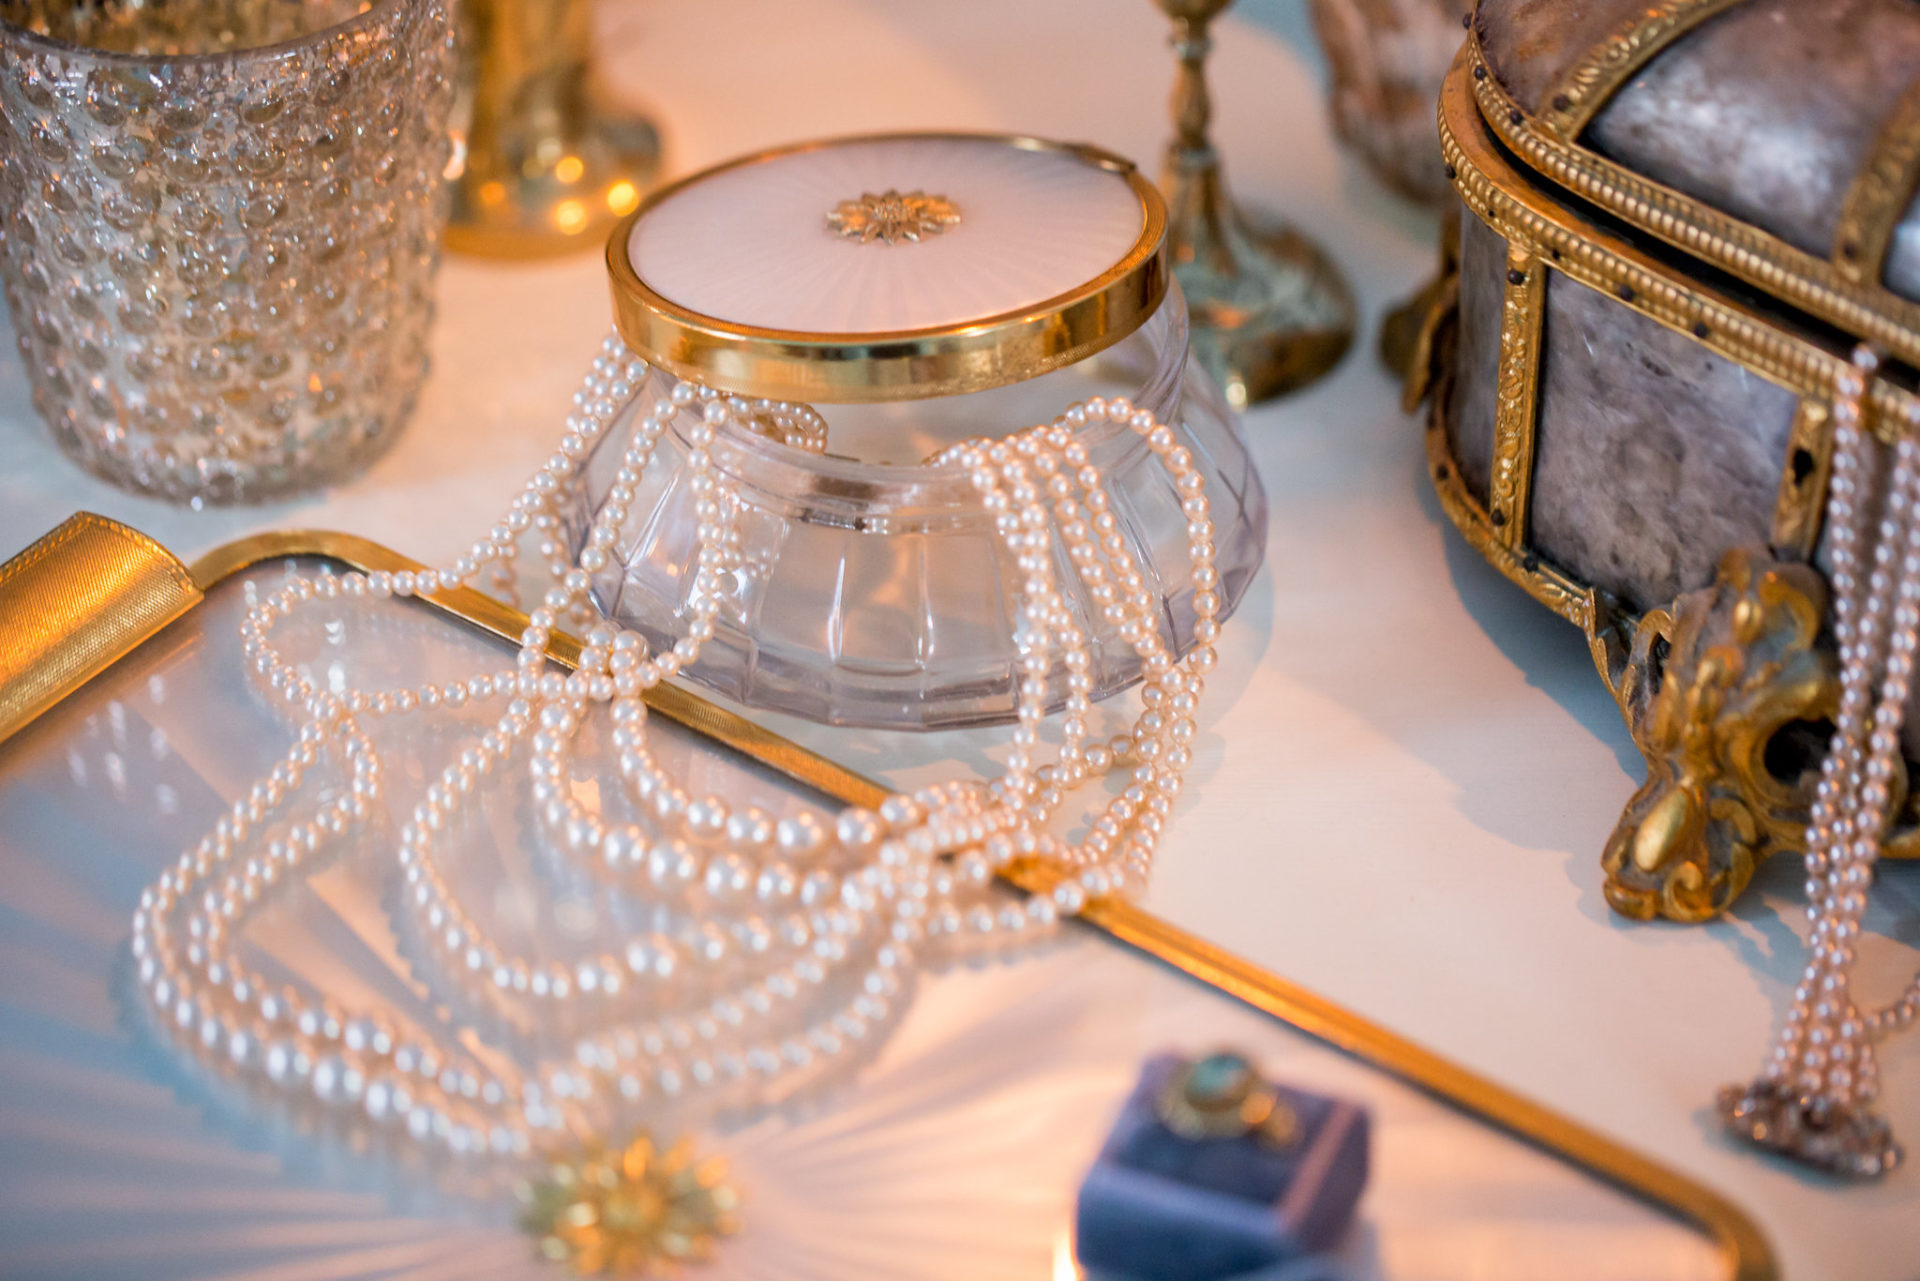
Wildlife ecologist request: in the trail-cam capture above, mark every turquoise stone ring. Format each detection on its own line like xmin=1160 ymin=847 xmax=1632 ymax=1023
xmin=1157 ymin=1050 xmax=1299 ymax=1147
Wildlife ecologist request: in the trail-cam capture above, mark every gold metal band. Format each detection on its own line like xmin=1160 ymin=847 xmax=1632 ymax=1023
xmin=1536 ymin=0 xmax=1753 ymax=141
xmin=1489 ymin=244 xmax=1544 ymax=546
xmin=1466 ymin=36 xmax=1920 ymax=372
xmin=603 ymin=132 xmax=1168 ymax=404
xmin=1835 ymin=75 xmax=1920 ymax=287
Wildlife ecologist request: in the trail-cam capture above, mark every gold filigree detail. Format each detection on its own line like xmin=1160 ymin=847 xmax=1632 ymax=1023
xmin=1600 ymin=549 xmax=1839 ymax=922
xmin=1535 ymin=0 xmax=1752 ymax=140
xmin=1416 ymin=252 xmax=1593 ymax=634
xmin=519 ymin=1134 xmax=740 ymax=1275
xmin=1834 ymin=75 xmax=1920 ymax=286
xmin=1488 ymin=245 xmax=1544 ymax=546
xmin=826 ymin=189 xmax=960 ymax=244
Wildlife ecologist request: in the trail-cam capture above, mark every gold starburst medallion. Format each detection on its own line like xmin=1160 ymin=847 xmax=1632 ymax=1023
xmin=826 ymin=189 xmax=961 ymax=244
xmin=518 ymin=1133 xmax=740 ymax=1275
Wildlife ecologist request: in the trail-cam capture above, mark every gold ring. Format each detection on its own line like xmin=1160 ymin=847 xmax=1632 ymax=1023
xmin=1156 ymin=1050 xmax=1300 ymax=1148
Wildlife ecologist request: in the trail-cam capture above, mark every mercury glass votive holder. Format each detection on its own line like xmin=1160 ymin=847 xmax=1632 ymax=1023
xmin=0 ymin=0 xmax=457 ymax=505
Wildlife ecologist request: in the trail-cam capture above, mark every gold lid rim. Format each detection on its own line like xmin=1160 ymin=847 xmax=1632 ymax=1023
xmin=604 ymin=131 xmax=1169 ymax=403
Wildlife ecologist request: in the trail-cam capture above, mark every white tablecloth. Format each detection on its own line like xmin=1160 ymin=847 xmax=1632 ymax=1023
xmin=2 ymin=2 xmax=1910 ymax=1277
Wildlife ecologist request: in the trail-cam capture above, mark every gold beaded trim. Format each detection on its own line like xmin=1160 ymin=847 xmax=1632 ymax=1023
xmin=1465 ymin=36 xmax=1920 ymax=371
xmin=1488 ymin=244 xmax=1545 ymax=547
xmin=1445 ymin=57 xmax=1920 ymax=434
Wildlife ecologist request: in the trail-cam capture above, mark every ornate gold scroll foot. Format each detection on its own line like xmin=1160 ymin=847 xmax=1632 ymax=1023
xmin=1718 ymin=1080 xmax=1903 ymax=1179
xmin=1600 ymin=547 xmax=1841 ymax=923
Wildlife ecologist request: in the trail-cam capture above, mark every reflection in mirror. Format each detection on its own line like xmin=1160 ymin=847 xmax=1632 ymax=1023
xmin=0 ymin=561 xmax=1725 ymax=1279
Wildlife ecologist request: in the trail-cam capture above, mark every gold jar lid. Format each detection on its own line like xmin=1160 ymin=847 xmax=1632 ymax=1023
xmin=605 ymin=132 xmax=1168 ymax=403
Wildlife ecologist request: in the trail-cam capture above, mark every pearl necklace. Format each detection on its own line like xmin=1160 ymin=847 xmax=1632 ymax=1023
xmin=1722 ymin=347 xmax=1920 ymax=1177
xmin=131 ymin=333 xmax=1221 ymax=1166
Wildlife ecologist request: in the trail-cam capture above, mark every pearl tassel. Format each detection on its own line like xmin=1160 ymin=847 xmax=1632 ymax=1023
xmin=130 ymin=333 xmax=1222 ymax=1165
xmin=1720 ymin=348 xmax=1918 ymax=1178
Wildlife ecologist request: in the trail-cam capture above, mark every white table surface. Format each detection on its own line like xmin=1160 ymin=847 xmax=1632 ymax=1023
xmin=2 ymin=2 xmax=1911 ymax=1278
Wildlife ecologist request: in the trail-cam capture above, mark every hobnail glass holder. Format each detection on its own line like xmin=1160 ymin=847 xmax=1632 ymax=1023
xmin=0 ymin=0 xmax=457 ymax=504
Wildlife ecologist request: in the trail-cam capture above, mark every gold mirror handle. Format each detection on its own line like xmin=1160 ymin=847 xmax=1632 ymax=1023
xmin=0 ymin=514 xmax=204 ymax=746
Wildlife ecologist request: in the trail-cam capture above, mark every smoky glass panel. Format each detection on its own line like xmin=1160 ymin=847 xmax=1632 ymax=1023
xmin=1446 ymin=213 xmax=1504 ymax=509
xmin=0 ymin=0 xmax=457 ymax=505
xmin=1530 ymin=271 xmax=1799 ymax=614
xmin=565 ymin=286 xmax=1269 ymax=730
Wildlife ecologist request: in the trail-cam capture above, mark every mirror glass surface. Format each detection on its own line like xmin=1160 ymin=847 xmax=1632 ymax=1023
xmin=0 ymin=561 xmax=1722 ymax=1280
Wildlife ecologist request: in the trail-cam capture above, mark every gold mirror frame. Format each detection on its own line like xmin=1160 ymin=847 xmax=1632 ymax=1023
xmin=0 ymin=511 xmax=1775 ymax=1278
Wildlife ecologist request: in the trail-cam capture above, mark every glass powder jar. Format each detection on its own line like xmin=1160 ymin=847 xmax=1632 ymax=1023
xmin=568 ymin=133 xmax=1267 ymax=729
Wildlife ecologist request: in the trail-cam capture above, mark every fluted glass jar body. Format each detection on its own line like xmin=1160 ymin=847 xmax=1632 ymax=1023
xmin=0 ymin=0 xmax=456 ymax=504
xmin=567 ymin=283 xmax=1267 ymax=730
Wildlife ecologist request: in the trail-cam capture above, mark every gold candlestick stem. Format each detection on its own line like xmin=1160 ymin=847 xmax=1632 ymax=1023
xmin=1158 ymin=0 xmax=1355 ymax=407
xmin=446 ymin=0 xmax=662 ymax=258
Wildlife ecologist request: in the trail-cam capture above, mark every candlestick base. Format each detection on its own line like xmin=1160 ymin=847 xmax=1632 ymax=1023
xmin=448 ymin=94 xmax=662 ymax=259
xmin=1166 ymin=156 xmax=1355 ymax=408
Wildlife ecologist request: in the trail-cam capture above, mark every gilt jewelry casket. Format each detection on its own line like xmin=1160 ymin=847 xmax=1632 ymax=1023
xmin=1421 ymin=0 xmax=1920 ymax=921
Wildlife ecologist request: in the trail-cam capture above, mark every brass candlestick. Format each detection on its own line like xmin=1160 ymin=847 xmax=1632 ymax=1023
xmin=446 ymin=0 xmax=662 ymax=258
xmin=1157 ymin=0 xmax=1355 ymax=407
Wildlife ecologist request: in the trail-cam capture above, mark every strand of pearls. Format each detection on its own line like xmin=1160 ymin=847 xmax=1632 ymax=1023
xmin=131 ymin=333 xmax=1222 ymax=1167
xmin=737 ymin=400 xmax=829 ymax=452
xmin=1721 ymin=348 xmax=1919 ymax=1177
